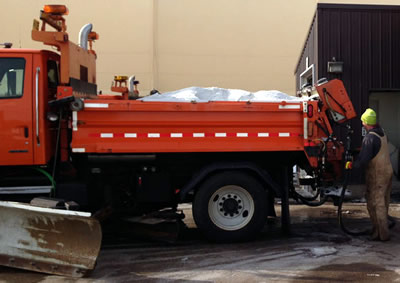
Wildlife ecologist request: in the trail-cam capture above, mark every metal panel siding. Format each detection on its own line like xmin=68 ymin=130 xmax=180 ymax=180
xmin=392 ymin=12 xmax=400 ymax=88
xmin=294 ymin=4 xmax=400 ymax=184
xmin=316 ymin=5 xmax=400 ymax=148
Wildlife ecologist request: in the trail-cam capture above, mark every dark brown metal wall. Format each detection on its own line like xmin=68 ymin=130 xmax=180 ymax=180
xmin=317 ymin=4 xmax=400 ymax=147
xmin=295 ymin=4 xmax=400 ymax=184
xmin=296 ymin=4 xmax=400 ymax=148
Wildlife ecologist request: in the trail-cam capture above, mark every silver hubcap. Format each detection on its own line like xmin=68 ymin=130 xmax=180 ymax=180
xmin=208 ymin=185 xmax=255 ymax=231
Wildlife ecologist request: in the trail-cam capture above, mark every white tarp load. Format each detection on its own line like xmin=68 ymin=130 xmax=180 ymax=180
xmin=139 ymin=87 xmax=306 ymax=103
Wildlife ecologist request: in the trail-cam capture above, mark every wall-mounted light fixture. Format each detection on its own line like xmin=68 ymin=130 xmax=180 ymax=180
xmin=327 ymin=57 xmax=343 ymax=74
xmin=0 ymin=42 xmax=12 ymax=48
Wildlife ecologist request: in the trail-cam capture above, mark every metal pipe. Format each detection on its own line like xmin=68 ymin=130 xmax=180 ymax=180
xmin=128 ymin=75 xmax=135 ymax=93
xmin=0 ymin=186 xmax=52 ymax=194
xmin=88 ymin=154 xmax=156 ymax=163
xmin=78 ymin=23 xmax=92 ymax=50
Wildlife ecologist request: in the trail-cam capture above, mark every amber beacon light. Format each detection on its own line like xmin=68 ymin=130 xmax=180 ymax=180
xmin=43 ymin=5 xmax=69 ymax=15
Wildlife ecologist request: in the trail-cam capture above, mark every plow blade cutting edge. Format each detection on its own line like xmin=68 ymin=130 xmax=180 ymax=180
xmin=0 ymin=201 xmax=102 ymax=277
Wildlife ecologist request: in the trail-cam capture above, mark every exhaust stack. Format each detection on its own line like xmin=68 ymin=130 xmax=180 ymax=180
xmin=78 ymin=23 xmax=93 ymax=50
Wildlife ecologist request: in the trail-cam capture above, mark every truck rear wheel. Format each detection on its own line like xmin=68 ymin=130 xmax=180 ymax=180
xmin=193 ymin=171 xmax=268 ymax=242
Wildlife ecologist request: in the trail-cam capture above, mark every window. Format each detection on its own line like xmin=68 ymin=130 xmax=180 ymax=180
xmin=0 ymin=58 xmax=25 ymax=98
xmin=80 ymin=65 xmax=88 ymax=82
xmin=47 ymin=60 xmax=59 ymax=89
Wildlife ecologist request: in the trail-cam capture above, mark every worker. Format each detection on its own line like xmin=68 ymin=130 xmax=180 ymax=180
xmin=347 ymin=108 xmax=393 ymax=241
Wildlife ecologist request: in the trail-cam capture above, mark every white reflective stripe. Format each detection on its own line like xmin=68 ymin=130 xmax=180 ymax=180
xmin=279 ymin=105 xmax=301 ymax=109
xmin=258 ymin=133 xmax=269 ymax=137
xmin=237 ymin=133 xmax=248 ymax=137
xmin=215 ymin=133 xmax=226 ymax=137
xmin=85 ymin=103 xmax=109 ymax=108
xmin=86 ymin=132 xmax=302 ymax=139
xmin=72 ymin=111 xmax=78 ymax=131
xmin=304 ymin=117 xmax=308 ymax=139
xmin=72 ymin=148 xmax=85 ymax=153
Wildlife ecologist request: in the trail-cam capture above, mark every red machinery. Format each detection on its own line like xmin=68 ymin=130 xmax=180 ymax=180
xmin=0 ymin=5 xmax=356 ymax=277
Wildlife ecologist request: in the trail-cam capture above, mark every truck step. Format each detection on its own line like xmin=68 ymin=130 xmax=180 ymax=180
xmin=0 ymin=186 xmax=52 ymax=194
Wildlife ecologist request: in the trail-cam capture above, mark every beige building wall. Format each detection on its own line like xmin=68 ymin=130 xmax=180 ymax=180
xmin=2 ymin=0 xmax=400 ymax=95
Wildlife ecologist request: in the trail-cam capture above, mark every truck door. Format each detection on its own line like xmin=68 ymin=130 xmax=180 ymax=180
xmin=0 ymin=54 xmax=33 ymax=165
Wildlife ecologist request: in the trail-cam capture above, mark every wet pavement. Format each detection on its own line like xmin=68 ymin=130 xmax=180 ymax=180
xmin=1 ymin=203 xmax=400 ymax=282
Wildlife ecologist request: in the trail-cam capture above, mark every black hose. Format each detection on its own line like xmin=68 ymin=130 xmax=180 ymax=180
xmin=292 ymin=189 xmax=328 ymax=207
xmin=301 ymin=192 xmax=321 ymax=202
xmin=296 ymin=186 xmax=320 ymax=201
xmin=337 ymin=169 xmax=370 ymax=236
xmin=51 ymin=109 xmax=63 ymax=198
xmin=337 ymin=168 xmax=396 ymax=236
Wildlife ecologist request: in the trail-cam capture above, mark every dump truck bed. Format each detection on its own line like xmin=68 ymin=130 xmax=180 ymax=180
xmin=71 ymin=100 xmax=308 ymax=154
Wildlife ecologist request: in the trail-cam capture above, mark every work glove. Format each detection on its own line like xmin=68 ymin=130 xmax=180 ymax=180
xmin=345 ymin=161 xmax=352 ymax=170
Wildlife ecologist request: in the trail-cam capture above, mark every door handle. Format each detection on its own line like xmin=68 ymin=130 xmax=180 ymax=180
xmin=35 ymin=67 xmax=40 ymax=146
xmin=24 ymin=127 xmax=29 ymax=138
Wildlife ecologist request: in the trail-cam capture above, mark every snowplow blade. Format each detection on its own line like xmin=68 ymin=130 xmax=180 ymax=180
xmin=0 ymin=201 xmax=102 ymax=277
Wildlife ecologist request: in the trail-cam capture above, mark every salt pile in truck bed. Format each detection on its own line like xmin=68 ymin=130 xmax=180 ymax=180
xmin=139 ymin=87 xmax=306 ymax=102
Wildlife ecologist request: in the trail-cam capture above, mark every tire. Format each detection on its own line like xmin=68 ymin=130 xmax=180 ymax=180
xmin=193 ymin=171 xmax=268 ymax=242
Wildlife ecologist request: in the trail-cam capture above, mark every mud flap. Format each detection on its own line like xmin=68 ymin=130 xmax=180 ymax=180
xmin=0 ymin=201 xmax=102 ymax=277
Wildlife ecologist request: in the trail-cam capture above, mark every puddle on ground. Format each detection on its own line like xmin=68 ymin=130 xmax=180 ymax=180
xmin=294 ymin=262 xmax=399 ymax=282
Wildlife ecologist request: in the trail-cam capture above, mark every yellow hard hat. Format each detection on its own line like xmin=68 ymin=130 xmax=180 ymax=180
xmin=361 ymin=108 xmax=377 ymax=125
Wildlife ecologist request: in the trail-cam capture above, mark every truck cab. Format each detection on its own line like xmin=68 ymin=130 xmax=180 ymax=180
xmin=0 ymin=49 xmax=59 ymax=166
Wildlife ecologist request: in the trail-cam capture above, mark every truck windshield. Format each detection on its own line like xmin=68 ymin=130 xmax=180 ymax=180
xmin=0 ymin=58 xmax=25 ymax=98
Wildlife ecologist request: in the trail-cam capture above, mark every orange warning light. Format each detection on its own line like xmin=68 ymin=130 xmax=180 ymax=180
xmin=43 ymin=5 xmax=69 ymax=15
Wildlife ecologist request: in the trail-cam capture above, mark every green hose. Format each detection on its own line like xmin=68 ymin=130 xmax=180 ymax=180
xmin=34 ymin=167 xmax=56 ymax=197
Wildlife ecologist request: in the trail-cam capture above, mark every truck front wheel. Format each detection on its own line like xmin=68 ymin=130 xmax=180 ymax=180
xmin=193 ymin=171 xmax=268 ymax=242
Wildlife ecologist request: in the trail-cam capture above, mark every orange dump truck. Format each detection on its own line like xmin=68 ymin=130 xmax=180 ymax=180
xmin=0 ymin=5 xmax=356 ymax=277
